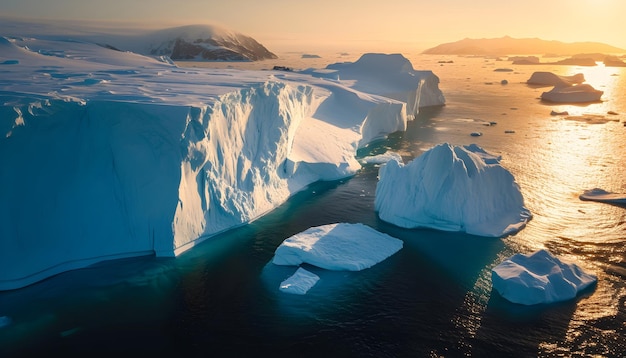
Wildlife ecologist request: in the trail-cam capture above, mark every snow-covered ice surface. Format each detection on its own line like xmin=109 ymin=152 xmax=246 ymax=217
xmin=492 ymin=249 xmax=597 ymax=305
xmin=374 ymin=143 xmax=531 ymax=237
xmin=272 ymin=223 xmax=403 ymax=271
xmin=279 ymin=267 xmax=320 ymax=295
xmin=0 ymin=30 xmax=441 ymax=289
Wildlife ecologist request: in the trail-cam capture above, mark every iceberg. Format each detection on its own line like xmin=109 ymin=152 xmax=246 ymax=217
xmin=374 ymin=143 xmax=531 ymax=237
xmin=491 ymin=249 xmax=597 ymax=305
xmin=358 ymin=151 xmax=403 ymax=165
xmin=0 ymin=33 xmax=440 ymax=289
xmin=300 ymin=53 xmax=446 ymax=118
xmin=541 ymin=83 xmax=603 ymax=103
xmin=526 ymin=72 xmax=585 ymax=87
xmin=579 ymin=188 xmax=626 ymax=205
xmin=272 ymin=223 xmax=403 ymax=271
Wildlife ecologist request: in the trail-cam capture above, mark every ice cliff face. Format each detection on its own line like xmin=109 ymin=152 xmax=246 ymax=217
xmin=173 ymin=81 xmax=316 ymax=254
xmin=0 ymin=36 xmax=444 ymax=290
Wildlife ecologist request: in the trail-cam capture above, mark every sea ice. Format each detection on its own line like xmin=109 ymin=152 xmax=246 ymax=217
xmin=0 ymin=30 xmax=443 ymax=290
xmin=359 ymin=151 xmax=403 ymax=165
xmin=526 ymin=72 xmax=585 ymax=87
xmin=541 ymin=84 xmax=603 ymax=103
xmin=491 ymin=249 xmax=597 ymax=305
xmin=579 ymin=188 xmax=626 ymax=204
xmin=279 ymin=267 xmax=320 ymax=295
xmin=0 ymin=29 xmax=442 ymax=289
xmin=374 ymin=143 xmax=531 ymax=237
xmin=301 ymin=53 xmax=445 ymax=117
xmin=272 ymin=223 xmax=403 ymax=271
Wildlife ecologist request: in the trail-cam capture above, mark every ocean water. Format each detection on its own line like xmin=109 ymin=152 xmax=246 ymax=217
xmin=1 ymin=53 xmax=626 ymax=357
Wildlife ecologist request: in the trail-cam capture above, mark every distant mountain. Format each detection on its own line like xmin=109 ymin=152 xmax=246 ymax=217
xmin=0 ymin=18 xmax=277 ymax=62
xmin=422 ymin=36 xmax=625 ymax=56
xmin=117 ymin=25 xmax=278 ymax=61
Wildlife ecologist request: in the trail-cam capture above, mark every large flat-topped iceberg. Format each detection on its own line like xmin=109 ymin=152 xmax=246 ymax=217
xmin=272 ymin=223 xmax=403 ymax=271
xmin=526 ymin=71 xmax=603 ymax=103
xmin=374 ymin=143 xmax=531 ymax=237
xmin=300 ymin=53 xmax=445 ymax=117
xmin=492 ymin=249 xmax=597 ymax=305
xmin=0 ymin=34 xmax=441 ymax=290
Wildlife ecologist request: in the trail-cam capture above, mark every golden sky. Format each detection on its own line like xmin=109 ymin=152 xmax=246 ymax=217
xmin=2 ymin=0 xmax=625 ymax=52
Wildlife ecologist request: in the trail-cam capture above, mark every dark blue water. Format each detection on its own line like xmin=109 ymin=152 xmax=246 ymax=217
xmin=2 ymin=56 xmax=626 ymax=357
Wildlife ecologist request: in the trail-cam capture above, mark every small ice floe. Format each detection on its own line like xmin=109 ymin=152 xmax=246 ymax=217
xmin=494 ymin=68 xmax=513 ymax=72
xmin=579 ymin=188 xmax=626 ymax=205
xmin=492 ymin=249 xmax=597 ymax=305
xmin=500 ymin=79 xmax=508 ymax=85
xmin=470 ymin=132 xmax=482 ymax=137
xmin=527 ymin=71 xmax=585 ymax=86
xmin=279 ymin=267 xmax=320 ymax=295
xmin=504 ymin=130 xmax=516 ymax=134
xmin=359 ymin=151 xmax=403 ymax=165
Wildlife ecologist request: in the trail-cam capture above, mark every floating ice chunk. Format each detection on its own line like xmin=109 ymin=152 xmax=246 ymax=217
xmin=579 ymin=188 xmax=626 ymax=204
xmin=272 ymin=223 xmax=403 ymax=271
xmin=492 ymin=249 xmax=597 ymax=305
xmin=279 ymin=267 xmax=320 ymax=295
xmin=0 ymin=316 xmax=11 ymax=328
xmin=359 ymin=151 xmax=403 ymax=165
xmin=375 ymin=143 xmax=531 ymax=237
xmin=541 ymin=84 xmax=603 ymax=103
xmin=527 ymin=71 xmax=585 ymax=86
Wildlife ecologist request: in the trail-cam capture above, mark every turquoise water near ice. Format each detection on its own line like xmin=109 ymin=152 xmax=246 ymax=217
xmin=1 ymin=54 xmax=626 ymax=357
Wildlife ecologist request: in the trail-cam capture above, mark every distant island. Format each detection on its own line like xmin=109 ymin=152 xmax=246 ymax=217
xmin=422 ymin=36 xmax=625 ymax=56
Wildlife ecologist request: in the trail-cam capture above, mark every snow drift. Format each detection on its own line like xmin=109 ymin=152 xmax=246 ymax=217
xmin=374 ymin=143 xmax=531 ymax=237
xmin=0 ymin=34 xmax=442 ymax=289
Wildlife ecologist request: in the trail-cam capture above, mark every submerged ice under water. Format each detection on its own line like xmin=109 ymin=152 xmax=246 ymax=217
xmin=1 ymin=54 xmax=626 ymax=357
